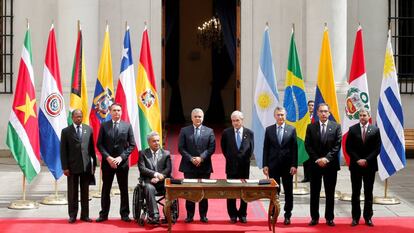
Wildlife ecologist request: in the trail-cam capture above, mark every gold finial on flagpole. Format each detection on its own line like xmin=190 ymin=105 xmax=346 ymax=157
xmin=77 ymin=20 xmax=81 ymax=32
xmin=26 ymin=18 xmax=29 ymax=29
xmin=125 ymin=21 xmax=128 ymax=30
xmin=292 ymin=23 xmax=295 ymax=33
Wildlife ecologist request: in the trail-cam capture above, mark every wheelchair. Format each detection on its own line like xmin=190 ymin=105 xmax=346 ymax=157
xmin=132 ymin=179 xmax=179 ymax=226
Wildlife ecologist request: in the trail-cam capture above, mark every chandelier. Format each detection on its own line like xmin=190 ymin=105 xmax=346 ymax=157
xmin=196 ymin=16 xmax=223 ymax=50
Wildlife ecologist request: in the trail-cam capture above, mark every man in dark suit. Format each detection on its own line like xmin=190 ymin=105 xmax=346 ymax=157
xmin=96 ymin=103 xmax=136 ymax=222
xmin=221 ymin=110 xmax=254 ymax=224
xmin=346 ymin=109 xmax=380 ymax=227
xmin=262 ymin=106 xmax=298 ymax=225
xmin=138 ymin=131 xmax=172 ymax=224
xmin=178 ymin=108 xmax=215 ymax=223
xmin=305 ymin=103 xmax=341 ymax=227
xmin=301 ymin=100 xmax=314 ymax=183
xmin=61 ymin=109 xmax=97 ymax=223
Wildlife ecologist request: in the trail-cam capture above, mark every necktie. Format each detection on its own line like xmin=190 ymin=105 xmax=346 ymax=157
xmin=236 ymin=129 xmax=242 ymax=150
xmin=321 ymin=123 xmax=326 ymax=144
xmin=76 ymin=125 xmax=82 ymax=140
xmin=114 ymin=122 xmax=119 ymax=139
xmin=195 ymin=127 xmax=200 ymax=145
xmin=362 ymin=125 xmax=367 ymax=143
xmin=152 ymin=151 xmax=158 ymax=170
xmin=277 ymin=126 xmax=283 ymax=144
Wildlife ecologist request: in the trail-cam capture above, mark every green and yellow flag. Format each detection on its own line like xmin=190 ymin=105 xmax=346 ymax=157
xmin=136 ymin=27 xmax=162 ymax=150
xmin=283 ymin=29 xmax=310 ymax=165
xmin=68 ymin=22 xmax=89 ymax=124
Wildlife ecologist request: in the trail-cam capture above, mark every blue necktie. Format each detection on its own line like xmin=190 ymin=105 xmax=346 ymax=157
xmin=277 ymin=126 xmax=283 ymax=144
xmin=236 ymin=129 xmax=241 ymax=150
xmin=195 ymin=127 xmax=200 ymax=145
xmin=76 ymin=125 xmax=82 ymax=140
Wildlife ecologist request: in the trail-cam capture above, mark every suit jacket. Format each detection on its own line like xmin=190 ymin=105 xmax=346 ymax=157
xmin=60 ymin=124 xmax=97 ymax=174
xmin=221 ymin=127 xmax=254 ymax=177
xmin=178 ymin=125 xmax=216 ymax=174
xmin=138 ymin=148 xmax=172 ymax=183
xmin=263 ymin=124 xmax=298 ymax=177
xmin=97 ymin=120 xmax=136 ymax=170
xmin=346 ymin=123 xmax=381 ymax=172
xmin=305 ymin=121 xmax=342 ymax=171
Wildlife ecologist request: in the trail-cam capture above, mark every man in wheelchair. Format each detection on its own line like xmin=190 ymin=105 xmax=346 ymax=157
xmin=138 ymin=131 xmax=172 ymax=225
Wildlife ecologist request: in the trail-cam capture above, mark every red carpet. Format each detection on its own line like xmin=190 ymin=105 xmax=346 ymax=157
xmin=164 ymin=126 xmax=267 ymax=221
xmin=2 ymin=217 xmax=414 ymax=233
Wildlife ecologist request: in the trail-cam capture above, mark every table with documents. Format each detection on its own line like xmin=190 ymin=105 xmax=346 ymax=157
xmin=164 ymin=178 xmax=280 ymax=233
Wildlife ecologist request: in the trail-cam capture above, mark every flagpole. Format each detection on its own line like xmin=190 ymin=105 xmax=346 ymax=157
xmin=293 ymin=173 xmax=309 ymax=195
xmin=8 ymin=174 xmax=39 ymax=209
xmin=374 ymin=178 xmax=400 ymax=205
xmin=41 ymin=179 xmax=67 ymax=205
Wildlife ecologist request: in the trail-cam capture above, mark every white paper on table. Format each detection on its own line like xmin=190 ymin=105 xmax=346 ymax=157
xmin=226 ymin=179 xmax=243 ymax=184
xmin=183 ymin=179 xmax=198 ymax=183
xmin=245 ymin=179 xmax=260 ymax=184
xmin=201 ymin=179 xmax=217 ymax=183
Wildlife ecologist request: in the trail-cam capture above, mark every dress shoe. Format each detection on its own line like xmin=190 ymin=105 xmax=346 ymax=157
xmin=80 ymin=217 xmax=93 ymax=222
xmin=365 ymin=219 xmax=374 ymax=227
xmin=283 ymin=218 xmax=291 ymax=225
xmin=95 ymin=216 xmax=108 ymax=222
xmin=308 ymin=219 xmax=319 ymax=226
xmin=184 ymin=217 xmax=193 ymax=223
xmin=239 ymin=216 xmax=247 ymax=223
xmin=68 ymin=217 xmax=76 ymax=223
xmin=300 ymin=178 xmax=310 ymax=183
xmin=200 ymin=216 xmax=208 ymax=223
xmin=326 ymin=220 xmax=335 ymax=226
xmin=121 ymin=216 xmax=132 ymax=222
xmin=230 ymin=217 xmax=237 ymax=223
xmin=351 ymin=219 xmax=359 ymax=226
xmin=147 ymin=218 xmax=160 ymax=225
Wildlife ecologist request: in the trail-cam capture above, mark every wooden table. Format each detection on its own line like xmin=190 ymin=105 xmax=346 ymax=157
xmin=164 ymin=178 xmax=280 ymax=233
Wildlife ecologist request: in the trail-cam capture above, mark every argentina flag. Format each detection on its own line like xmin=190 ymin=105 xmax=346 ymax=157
xmin=376 ymin=30 xmax=406 ymax=180
xmin=253 ymin=26 xmax=279 ymax=168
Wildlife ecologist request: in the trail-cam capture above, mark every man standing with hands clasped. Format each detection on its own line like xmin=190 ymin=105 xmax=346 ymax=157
xmin=61 ymin=109 xmax=97 ymax=223
xmin=221 ymin=110 xmax=254 ymax=223
xmin=262 ymin=106 xmax=298 ymax=225
xmin=305 ymin=103 xmax=341 ymax=227
xmin=178 ymin=108 xmax=215 ymax=223
xmin=346 ymin=109 xmax=380 ymax=227
xmin=96 ymin=103 xmax=136 ymax=223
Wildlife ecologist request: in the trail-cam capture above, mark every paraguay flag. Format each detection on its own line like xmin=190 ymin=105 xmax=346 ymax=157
xmin=136 ymin=27 xmax=162 ymax=151
xmin=89 ymin=25 xmax=115 ymax=162
xmin=39 ymin=24 xmax=67 ymax=180
xmin=312 ymin=26 xmax=340 ymax=123
xmin=283 ymin=28 xmax=310 ymax=165
xmin=115 ymin=26 xmax=141 ymax=166
xmin=253 ymin=26 xmax=279 ymax=168
xmin=376 ymin=30 xmax=406 ymax=180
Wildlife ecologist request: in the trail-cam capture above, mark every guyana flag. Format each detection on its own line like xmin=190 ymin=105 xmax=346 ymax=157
xmin=68 ymin=22 xmax=89 ymax=124
xmin=283 ymin=29 xmax=310 ymax=165
xmin=6 ymin=25 xmax=41 ymax=182
xmin=136 ymin=27 xmax=162 ymax=150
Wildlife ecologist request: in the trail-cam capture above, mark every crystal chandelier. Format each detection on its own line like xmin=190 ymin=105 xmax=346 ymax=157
xmin=196 ymin=16 xmax=223 ymax=50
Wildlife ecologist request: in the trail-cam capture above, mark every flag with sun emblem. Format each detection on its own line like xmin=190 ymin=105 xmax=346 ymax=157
xmin=136 ymin=27 xmax=162 ymax=151
xmin=6 ymin=24 xmax=41 ymax=183
xmin=253 ymin=26 xmax=279 ymax=168
xmin=376 ymin=30 xmax=406 ymax=180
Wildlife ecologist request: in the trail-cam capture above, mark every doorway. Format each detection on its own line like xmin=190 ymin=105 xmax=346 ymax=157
xmin=162 ymin=0 xmax=240 ymax=127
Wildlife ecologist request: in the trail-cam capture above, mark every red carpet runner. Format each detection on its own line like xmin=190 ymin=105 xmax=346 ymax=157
xmin=2 ymin=217 xmax=414 ymax=233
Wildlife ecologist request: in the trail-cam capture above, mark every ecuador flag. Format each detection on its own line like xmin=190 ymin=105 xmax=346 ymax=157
xmin=283 ymin=29 xmax=310 ymax=165
xmin=136 ymin=27 xmax=162 ymax=150
xmin=312 ymin=27 xmax=340 ymax=123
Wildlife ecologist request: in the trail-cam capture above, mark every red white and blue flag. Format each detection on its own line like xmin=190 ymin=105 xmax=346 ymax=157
xmin=39 ymin=24 xmax=67 ymax=180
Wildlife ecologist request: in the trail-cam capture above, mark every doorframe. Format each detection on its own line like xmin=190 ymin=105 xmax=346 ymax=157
xmin=161 ymin=0 xmax=241 ymax=126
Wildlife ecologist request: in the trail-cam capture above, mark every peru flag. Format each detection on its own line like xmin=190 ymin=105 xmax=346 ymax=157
xmin=342 ymin=26 xmax=371 ymax=165
xmin=115 ymin=26 xmax=141 ymax=166
xmin=39 ymin=24 xmax=67 ymax=180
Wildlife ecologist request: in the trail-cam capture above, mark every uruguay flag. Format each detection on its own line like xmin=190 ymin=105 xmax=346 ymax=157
xmin=253 ymin=26 xmax=279 ymax=168
xmin=376 ymin=30 xmax=406 ymax=180
xmin=115 ymin=26 xmax=141 ymax=166
xmin=39 ymin=24 xmax=67 ymax=180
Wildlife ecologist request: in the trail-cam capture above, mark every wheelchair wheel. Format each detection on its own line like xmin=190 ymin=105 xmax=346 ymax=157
xmin=132 ymin=185 xmax=146 ymax=225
